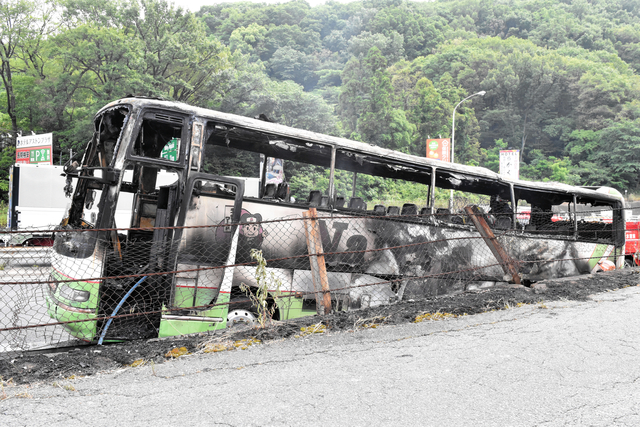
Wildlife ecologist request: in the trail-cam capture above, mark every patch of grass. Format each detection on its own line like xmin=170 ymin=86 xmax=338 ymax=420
xmin=232 ymin=338 xmax=261 ymax=350
xmin=201 ymin=338 xmax=261 ymax=353
xmin=66 ymin=374 xmax=82 ymax=380
xmin=0 ymin=202 xmax=7 ymax=228
xmin=294 ymin=322 xmax=326 ymax=338
xmin=14 ymin=391 xmax=32 ymax=398
xmin=165 ymin=347 xmax=189 ymax=358
xmin=202 ymin=342 xmax=232 ymax=353
xmin=0 ymin=376 xmax=11 ymax=400
xmin=1 ymin=377 xmax=32 ymax=400
xmin=354 ymin=315 xmax=387 ymax=330
xmin=413 ymin=311 xmax=460 ymax=323
xmin=129 ymin=359 xmax=147 ymax=367
xmin=53 ymin=382 xmax=76 ymax=392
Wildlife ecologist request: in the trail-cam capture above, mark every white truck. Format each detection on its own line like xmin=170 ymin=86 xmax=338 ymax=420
xmin=4 ymin=163 xmax=69 ymax=246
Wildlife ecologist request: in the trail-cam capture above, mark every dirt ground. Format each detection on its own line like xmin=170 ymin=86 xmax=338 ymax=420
xmin=2 ymin=268 xmax=640 ymax=385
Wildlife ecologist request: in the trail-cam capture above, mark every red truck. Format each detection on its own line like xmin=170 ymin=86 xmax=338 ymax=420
xmin=625 ymin=218 xmax=640 ymax=266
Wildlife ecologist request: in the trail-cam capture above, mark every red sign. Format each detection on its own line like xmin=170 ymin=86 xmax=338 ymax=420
xmin=426 ymin=139 xmax=450 ymax=162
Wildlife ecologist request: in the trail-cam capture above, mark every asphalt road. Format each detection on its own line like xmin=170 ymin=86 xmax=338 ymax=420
xmin=2 ymin=285 xmax=639 ymax=426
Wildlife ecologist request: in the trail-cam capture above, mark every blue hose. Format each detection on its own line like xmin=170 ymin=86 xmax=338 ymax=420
xmin=97 ymin=276 xmax=148 ymax=345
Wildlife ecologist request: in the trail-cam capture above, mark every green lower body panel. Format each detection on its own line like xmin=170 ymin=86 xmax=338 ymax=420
xmin=159 ymin=292 xmax=231 ymax=337
xmin=158 ymin=316 xmax=227 ymax=337
xmin=158 ymin=293 xmax=319 ymax=337
xmin=46 ymin=295 xmax=97 ymax=342
xmin=277 ymin=294 xmax=316 ymax=320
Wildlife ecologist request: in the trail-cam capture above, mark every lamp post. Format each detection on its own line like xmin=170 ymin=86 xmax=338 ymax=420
xmin=449 ymin=90 xmax=486 ymax=210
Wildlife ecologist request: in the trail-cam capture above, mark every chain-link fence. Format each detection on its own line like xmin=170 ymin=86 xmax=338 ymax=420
xmin=0 ymin=204 xmax=629 ymax=357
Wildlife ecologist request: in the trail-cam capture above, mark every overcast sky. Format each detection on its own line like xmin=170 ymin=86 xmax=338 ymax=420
xmin=172 ymin=0 xmax=354 ymax=12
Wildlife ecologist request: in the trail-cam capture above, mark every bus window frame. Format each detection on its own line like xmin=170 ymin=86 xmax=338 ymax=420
xmin=126 ymin=109 xmax=190 ymax=168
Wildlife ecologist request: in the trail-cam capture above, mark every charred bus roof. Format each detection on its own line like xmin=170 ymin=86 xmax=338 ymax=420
xmin=97 ymin=97 xmax=624 ymax=208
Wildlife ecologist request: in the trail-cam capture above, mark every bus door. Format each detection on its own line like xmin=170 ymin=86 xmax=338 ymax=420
xmin=159 ymin=173 xmax=244 ymax=337
xmin=97 ymin=164 xmax=181 ymax=341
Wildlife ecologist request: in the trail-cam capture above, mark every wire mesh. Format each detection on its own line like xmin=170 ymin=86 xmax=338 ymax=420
xmin=0 ymin=202 xmax=632 ymax=357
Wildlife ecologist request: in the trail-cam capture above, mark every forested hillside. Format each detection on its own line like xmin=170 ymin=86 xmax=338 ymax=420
xmin=2 ymin=0 xmax=640 ymax=199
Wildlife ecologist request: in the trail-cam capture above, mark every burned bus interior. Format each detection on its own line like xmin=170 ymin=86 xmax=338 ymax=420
xmin=202 ymin=118 xmax=623 ymax=247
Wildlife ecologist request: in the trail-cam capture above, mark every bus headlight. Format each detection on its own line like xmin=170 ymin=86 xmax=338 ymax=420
xmin=58 ymin=284 xmax=90 ymax=302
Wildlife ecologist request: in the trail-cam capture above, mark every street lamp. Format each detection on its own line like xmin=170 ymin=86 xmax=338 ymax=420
xmin=449 ymin=90 xmax=486 ymax=210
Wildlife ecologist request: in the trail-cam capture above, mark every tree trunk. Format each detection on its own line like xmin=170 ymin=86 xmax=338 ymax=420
xmin=520 ymin=111 xmax=528 ymax=162
xmin=1 ymin=56 xmax=18 ymax=145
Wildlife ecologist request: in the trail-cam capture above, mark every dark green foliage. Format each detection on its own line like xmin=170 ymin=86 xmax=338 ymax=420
xmin=4 ymin=0 xmax=640 ymax=203
xmin=0 ymin=146 xmax=16 ymax=192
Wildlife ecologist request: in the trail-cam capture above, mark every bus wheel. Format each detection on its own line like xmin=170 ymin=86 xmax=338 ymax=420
xmin=227 ymin=308 xmax=256 ymax=327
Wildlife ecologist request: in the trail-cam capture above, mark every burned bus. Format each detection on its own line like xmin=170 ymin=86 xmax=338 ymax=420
xmin=45 ymin=97 xmax=626 ymax=342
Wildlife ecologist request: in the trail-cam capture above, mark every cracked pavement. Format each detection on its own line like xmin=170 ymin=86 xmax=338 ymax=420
xmin=2 ymin=286 xmax=640 ymax=426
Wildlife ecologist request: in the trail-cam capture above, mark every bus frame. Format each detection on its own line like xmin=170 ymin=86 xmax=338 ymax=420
xmin=45 ymin=97 xmax=627 ymax=342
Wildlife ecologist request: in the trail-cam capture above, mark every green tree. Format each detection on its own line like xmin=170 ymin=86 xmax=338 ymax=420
xmin=131 ymin=0 xmax=232 ymax=102
xmin=0 ymin=146 xmax=16 ymax=196
xmin=340 ymin=47 xmax=416 ymax=149
xmin=246 ymin=79 xmax=337 ymax=134
xmin=519 ymin=150 xmax=578 ymax=184
xmin=268 ymin=46 xmax=319 ymax=90
xmin=590 ymin=119 xmax=640 ymax=191
xmin=228 ymin=23 xmax=268 ymax=59
xmin=482 ymin=138 xmax=508 ymax=173
xmin=0 ymin=0 xmax=54 ymax=143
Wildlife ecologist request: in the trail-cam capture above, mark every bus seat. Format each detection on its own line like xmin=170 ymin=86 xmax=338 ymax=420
xmin=419 ymin=207 xmax=433 ymax=223
xmin=307 ymin=190 xmax=322 ymax=206
xmin=387 ymin=206 xmax=400 ymax=215
xmin=349 ymin=197 xmax=366 ymax=210
xmin=264 ymin=183 xmax=277 ymax=198
xmin=436 ymin=208 xmax=451 ymax=222
xmin=335 ymin=196 xmax=346 ymax=208
xmin=373 ymin=205 xmax=386 ymax=215
xmin=276 ymin=182 xmax=290 ymax=200
xmin=320 ymin=195 xmax=329 ymax=207
xmin=401 ymin=204 xmax=418 ymax=216
xmin=451 ymin=215 xmax=465 ymax=225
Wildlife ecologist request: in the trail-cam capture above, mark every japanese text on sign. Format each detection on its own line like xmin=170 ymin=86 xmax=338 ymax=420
xmin=499 ymin=150 xmax=520 ymax=179
xmin=15 ymin=133 xmax=53 ymax=165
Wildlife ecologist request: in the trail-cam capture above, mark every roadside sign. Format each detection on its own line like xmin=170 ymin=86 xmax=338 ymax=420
xmin=161 ymin=138 xmax=180 ymax=161
xmin=426 ymin=138 xmax=450 ymax=162
xmin=499 ymin=150 xmax=520 ymax=179
xmin=266 ymin=157 xmax=285 ymax=184
xmin=15 ymin=133 xmax=53 ymax=165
